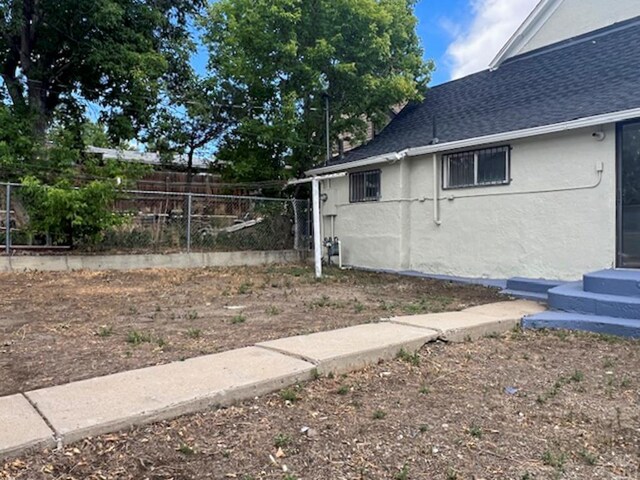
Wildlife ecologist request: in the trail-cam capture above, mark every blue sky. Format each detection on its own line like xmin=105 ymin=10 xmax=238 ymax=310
xmin=193 ymin=0 xmax=539 ymax=86
xmin=416 ymin=0 xmax=472 ymax=85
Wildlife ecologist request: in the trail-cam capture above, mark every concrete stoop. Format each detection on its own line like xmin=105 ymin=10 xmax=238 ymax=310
xmin=0 ymin=300 xmax=544 ymax=460
xmin=525 ymin=269 xmax=640 ymax=338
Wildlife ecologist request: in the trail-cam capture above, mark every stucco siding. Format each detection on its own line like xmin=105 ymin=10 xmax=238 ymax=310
xmin=520 ymin=0 xmax=640 ymax=54
xmin=321 ymin=125 xmax=617 ymax=280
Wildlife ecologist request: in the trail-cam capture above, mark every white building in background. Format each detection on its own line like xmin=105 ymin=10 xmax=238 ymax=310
xmin=308 ymin=0 xmax=640 ymax=281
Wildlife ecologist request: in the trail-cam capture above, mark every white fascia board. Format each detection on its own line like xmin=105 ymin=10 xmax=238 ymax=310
xmin=490 ymin=0 xmax=563 ymax=70
xmin=307 ymin=150 xmax=407 ymax=176
xmin=306 ymin=107 xmax=640 ymax=175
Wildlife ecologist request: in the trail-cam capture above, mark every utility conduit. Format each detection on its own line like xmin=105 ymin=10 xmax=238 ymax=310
xmin=335 ymin=170 xmax=603 ymax=207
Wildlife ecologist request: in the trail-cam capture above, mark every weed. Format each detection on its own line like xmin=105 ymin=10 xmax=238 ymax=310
xmin=155 ymin=305 xmax=162 ymax=312
xmin=468 ymin=423 xmax=483 ymax=439
xmin=312 ymin=295 xmax=331 ymax=308
xmin=446 ymin=468 xmax=458 ymax=480
xmin=484 ymin=331 xmax=501 ymax=339
xmin=327 ymin=371 xmax=335 ymax=379
xmin=266 ymin=306 xmax=280 ymax=316
xmin=186 ymin=310 xmax=198 ymax=320
xmin=621 ymin=377 xmax=631 ymax=388
xmin=570 ymin=370 xmax=584 ymax=382
xmin=97 ymin=325 xmax=113 ymax=338
xmin=310 ymin=368 xmax=320 ymax=380
xmin=353 ymin=301 xmax=365 ymax=313
xmin=156 ymin=337 xmax=167 ymax=348
xmin=372 ymin=409 xmax=386 ymax=420
xmin=419 ymin=385 xmax=430 ymax=395
xmin=520 ymin=473 xmax=534 ymax=480
xmin=396 ymin=348 xmax=420 ymax=366
xmin=186 ymin=328 xmax=201 ymax=339
xmin=178 ymin=443 xmax=194 ymax=455
xmin=280 ymin=388 xmax=298 ymax=403
xmin=237 ymin=282 xmax=253 ymax=294
xmin=128 ymin=305 xmax=139 ymax=315
xmin=603 ymin=358 xmax=615 ymax=368
xmin=231 ymin=314 xmax=246 ymax=325
xmin=283 ymin=475 xmax=298 ymax=480
xmin=419 ymin=424 xmax=429 ymax=433
xmin=394 ymin=464 xmax=409 ymax=480
xmin=126 ymin=330 xmax=152 ymax=346
xmin=403 ymin=303 xmax=425 ymax=315
xmin=274 ymin=433 xmax=292 ymax=448
xmin=336 ymin=385 xmax=349 ymax=395
xmin=542 ymin=450 xmax=566 ymax=472
xmin=579 ymin=449 xmax=598 ymax=465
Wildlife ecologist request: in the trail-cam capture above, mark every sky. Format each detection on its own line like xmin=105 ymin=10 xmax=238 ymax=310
xmin=416 ymin=0 xmax=540 ymax=84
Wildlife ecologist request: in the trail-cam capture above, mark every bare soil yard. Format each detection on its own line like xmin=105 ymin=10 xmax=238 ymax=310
xmin=2 ymin=330 xmax=638 ymax=480
xmin=0 ymin=264 xmax=502 ymax=396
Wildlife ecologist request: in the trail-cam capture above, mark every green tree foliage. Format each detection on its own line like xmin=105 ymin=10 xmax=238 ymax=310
xmin=146 ymin=74 xmax=237 ymax=187
xmin=18 ymin=176 xmax=124 ymax=246
xmin=0 ymin=0 xmax=204 ymax=140
xmin=204 ymin=0 xmax=432 ymax=178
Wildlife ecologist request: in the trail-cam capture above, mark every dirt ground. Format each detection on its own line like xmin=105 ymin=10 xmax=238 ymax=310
xmin=2 ymin=329 xmax=638 ymax=480
xmin=0 ymin=264 xmax=502 ymax=396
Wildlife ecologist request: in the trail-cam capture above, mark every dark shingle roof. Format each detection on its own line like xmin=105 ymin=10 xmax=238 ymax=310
xmin=330 ymin=16 xmax=640 ymax=166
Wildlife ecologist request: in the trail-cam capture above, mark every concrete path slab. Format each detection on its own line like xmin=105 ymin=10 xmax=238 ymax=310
xmin=390 ymin=300 xmax=545 ymax=342
xmin=0 ymin=395 xmax=55 ymax=460
xmin=257 ymin=322 xmax=438 ymax=375
xmin=25 ymin=347 xmax=313 ymax=444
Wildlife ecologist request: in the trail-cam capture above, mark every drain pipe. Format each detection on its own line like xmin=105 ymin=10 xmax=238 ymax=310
xmin=433 ymin=153 xmax=442 ymax=226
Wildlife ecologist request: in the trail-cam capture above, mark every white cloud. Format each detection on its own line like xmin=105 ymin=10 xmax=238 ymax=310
xmin=444 ymin=0 xmax=539 ymax=80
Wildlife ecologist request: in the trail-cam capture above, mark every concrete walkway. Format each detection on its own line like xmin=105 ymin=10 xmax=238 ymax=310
xmin=0 ymin=300 xmax=544 ymax=460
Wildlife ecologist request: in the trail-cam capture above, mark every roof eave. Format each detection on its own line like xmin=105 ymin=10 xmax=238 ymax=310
xmin=307 ymin=107 xmax=640 ymax=175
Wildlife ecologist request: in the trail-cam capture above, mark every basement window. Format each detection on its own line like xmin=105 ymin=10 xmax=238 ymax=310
xmin=350 ymin=169 xmax=381 ymax=202
xmin=443 ymin=146 xmax=510 ymax=189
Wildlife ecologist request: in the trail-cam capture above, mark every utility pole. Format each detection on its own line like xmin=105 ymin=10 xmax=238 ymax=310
xmin=324 ymin=92 xmax=330 ymax=164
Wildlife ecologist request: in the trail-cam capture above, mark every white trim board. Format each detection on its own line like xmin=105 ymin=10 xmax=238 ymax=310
xmin=490 ymin=0 xmax=563 ymax=69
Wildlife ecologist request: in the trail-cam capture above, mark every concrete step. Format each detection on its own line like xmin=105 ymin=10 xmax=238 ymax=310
xmin=506 ymin=277 xmax=564 ymax=294
xmin=583 ymin=269 xmax=640 ymax=297
xmin=548 ymin=282 xmax=640 ymax=319
xmin=500 ymin=289 xmax=549 ymax=302
xmin=523 ymin=311 xmax=640 ymax=338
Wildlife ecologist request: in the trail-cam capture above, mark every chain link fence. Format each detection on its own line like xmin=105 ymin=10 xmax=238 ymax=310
xmin=1 ymin=182 xmax=311 ymax=255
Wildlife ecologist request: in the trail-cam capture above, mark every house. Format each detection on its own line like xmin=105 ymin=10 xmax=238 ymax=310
xmin=308 ymin=0 xmax=640 ymax=283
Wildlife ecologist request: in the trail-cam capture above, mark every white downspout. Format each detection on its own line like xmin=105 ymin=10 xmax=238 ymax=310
xmin=433 ymin=153 xmax=442 ymax=226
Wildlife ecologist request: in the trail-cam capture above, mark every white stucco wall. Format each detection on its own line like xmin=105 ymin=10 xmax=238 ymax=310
xmin=320 ymin=125 xmax=617 ymax=280
xmin=520 ymin=0 xmax=640 ymax=54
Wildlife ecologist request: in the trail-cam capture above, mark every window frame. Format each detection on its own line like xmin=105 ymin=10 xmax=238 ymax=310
xmin=442 ymin=145 xmax=511 ymax=190
xmin=349 ymin=169 xmax=381 ymax=203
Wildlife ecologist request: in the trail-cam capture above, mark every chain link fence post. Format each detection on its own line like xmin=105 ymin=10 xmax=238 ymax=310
xmin=5 ymin=184 xmax=11 ymax=255
xmin=186 ymin=192 xmax=192 ymax=253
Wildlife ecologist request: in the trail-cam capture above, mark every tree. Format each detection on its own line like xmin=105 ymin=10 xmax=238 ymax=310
xmin=147 ymin=74 xmax=236 ymax=189
xmin=203 ymin=0 xmax=432 ymax=178
xmin=0 ymin=0 xmax=203 ymax=142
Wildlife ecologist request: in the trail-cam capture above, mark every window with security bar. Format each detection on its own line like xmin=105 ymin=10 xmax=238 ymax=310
xmin=349 ymin=169 xmax=381 ymax=202
xmin=442 ymin=146 xmax=511 ymax=189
